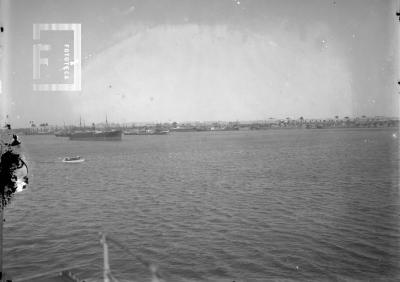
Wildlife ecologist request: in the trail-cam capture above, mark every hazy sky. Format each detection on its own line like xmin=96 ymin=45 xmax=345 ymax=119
xmin=1 ymin=0 xmax=398 ymax=126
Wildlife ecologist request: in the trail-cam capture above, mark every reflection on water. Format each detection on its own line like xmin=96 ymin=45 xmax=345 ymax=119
xmin=3 ymin=128 xmax=400 ymax=281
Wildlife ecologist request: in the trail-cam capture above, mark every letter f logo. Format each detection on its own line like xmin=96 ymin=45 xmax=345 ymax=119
xmin=32 ymin=23 xmax=81 ymax=91
xmin=33 ymin=43 xmax=51 ymax=80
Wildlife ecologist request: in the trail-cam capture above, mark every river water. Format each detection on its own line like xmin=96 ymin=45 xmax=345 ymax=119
xmin=3 ymin=128 xmax=399 ymax=281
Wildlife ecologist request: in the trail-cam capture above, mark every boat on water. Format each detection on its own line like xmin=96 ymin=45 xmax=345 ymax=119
xmin=69 ymin=130 xmax=122 ymax=141
xmin=54 ymin=131 xmax=71 ymax=137
xmin=62 ymin=156 xmax=84 ymax=163
xmin=210 ymin=126 xmax=239 ymax=131
xmin=153 ymin=130 xmax=169 ymax=135
xmin=170 ymin=127 xmax=197 ymax=132
xmin=124 ymin=129 xmax=169 ymax=135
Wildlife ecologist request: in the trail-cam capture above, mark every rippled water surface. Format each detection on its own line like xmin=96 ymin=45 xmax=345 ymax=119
xmin=3 ymin=128 xmax=400 ymax=281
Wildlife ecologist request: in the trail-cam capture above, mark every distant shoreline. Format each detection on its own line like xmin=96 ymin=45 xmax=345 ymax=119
xmin=13 ymin=116 xmax=399 ymax=136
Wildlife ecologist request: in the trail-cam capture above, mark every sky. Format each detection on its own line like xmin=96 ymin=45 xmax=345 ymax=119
xmin=0 ymin=0 xmax=398 ymax=127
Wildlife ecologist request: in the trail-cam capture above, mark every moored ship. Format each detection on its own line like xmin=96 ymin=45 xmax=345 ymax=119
xmin=54 ymin=131 xmax=71 ymax=137
xmin=124 ymin=127 xmax=169 ymax=135
xmin=69 ymin=130 xmax=122 ymax=141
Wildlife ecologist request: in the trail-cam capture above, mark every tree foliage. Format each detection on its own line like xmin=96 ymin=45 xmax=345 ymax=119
xmin=0 ymin=150 xmax=27 ymax=207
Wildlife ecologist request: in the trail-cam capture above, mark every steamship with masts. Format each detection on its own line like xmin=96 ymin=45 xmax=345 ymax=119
xmin=68 ymin=116 xmax=122 ymax=141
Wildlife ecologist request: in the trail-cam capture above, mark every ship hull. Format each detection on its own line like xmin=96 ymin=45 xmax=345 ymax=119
xmin=124 ymin=130 xmax=169 ymax=135
xmin=55 ymin=132 xmax=71 ymax=137
xmin=69 ymin=130 xmax=122 ymax=141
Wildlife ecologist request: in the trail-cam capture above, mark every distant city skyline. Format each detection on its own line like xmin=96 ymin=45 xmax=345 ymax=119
xmin=1 ymin=0 xmax=399 ymax=127
xmin=21 ymin=114 xmax=399 ymax=129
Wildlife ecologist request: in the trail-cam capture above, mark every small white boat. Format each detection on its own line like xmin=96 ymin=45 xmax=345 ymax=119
xmin=62 ymin=156 xmax=85 ymax=163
